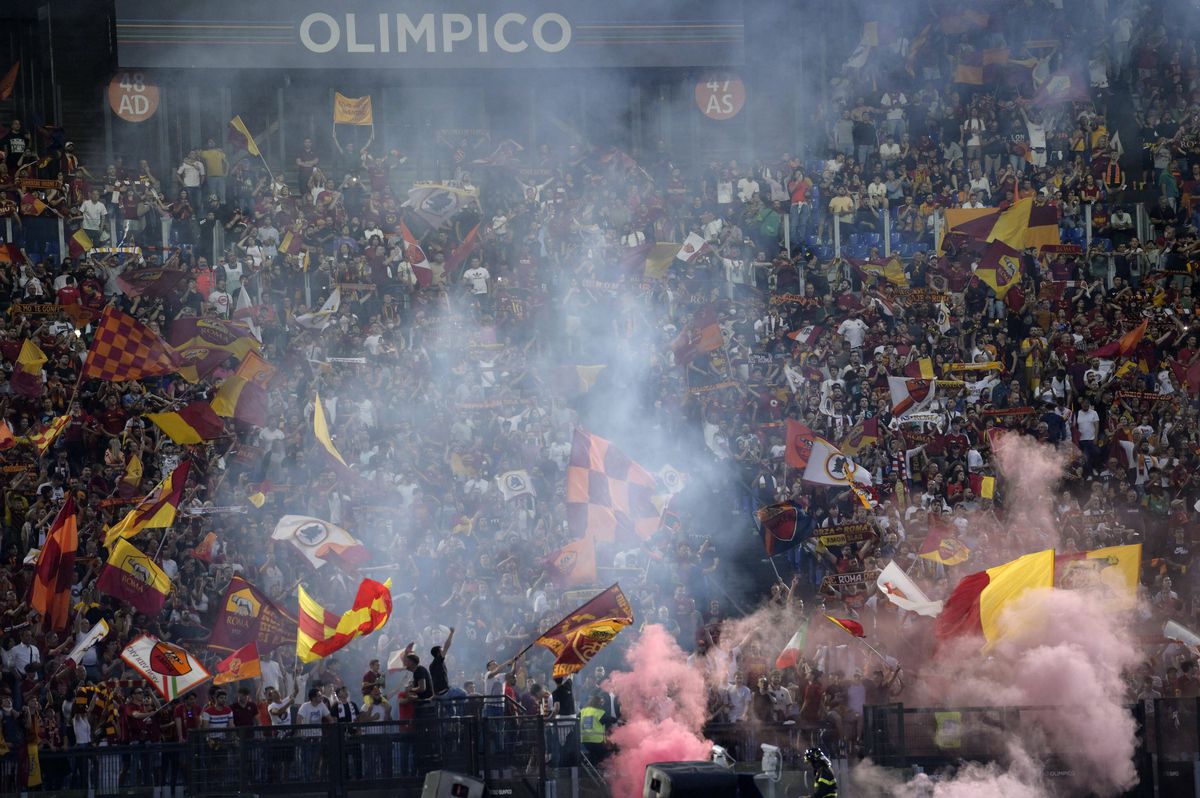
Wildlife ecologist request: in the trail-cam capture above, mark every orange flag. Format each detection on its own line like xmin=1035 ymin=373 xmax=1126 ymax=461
xmin=30 ymin=496 xmax=78 ymax=631
xmin=213 ymin=642 xmax=262 ymax=685
xmin=0 ymin=62 xmax=18 ymax=101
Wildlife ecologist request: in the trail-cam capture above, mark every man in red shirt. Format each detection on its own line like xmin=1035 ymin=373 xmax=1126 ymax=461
xmin=172 ymin=692 xmax=201 ymax=742
xmin=231 ymin=687 xmax=259 ymax=727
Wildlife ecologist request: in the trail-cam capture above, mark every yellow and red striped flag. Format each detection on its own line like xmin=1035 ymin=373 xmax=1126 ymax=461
xmin=309 ymin=578 xmax=392 ymax=658
xmin=935 ymin=549 xmax=1055 ymax=649
xmin=24 ymin=415 xmax=69 ymax=456
xmin=296 ymin=585 xmax=343 ymax=663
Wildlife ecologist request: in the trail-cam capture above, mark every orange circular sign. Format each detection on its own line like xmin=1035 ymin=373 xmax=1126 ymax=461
xmin=695 ymin=78 xmax=746 ymax=121
xmin=108 ymin=72 xmax=160 ymax=123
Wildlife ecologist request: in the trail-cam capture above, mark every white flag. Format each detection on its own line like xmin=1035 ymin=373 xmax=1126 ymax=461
xmin=802 ymin=437 xmax=872 ymax=487
xmin=296 ymin=287 xmax=341 ymax=331
xmin=887 ymin=376 xmax=938 ymax=418
xmin=120 ymin=634 xmax=211 ymax=701
xmin=783 ymin=364 xmax=805 ymax=394
xmin=65 ymin=619 xmax=110 ymax=668
xmin=877 ymin=561 xmax=943 ymax=617
xmin=272 ymin=515 xmax=367 ymax=569
xmin=496 ymin=470 xmax=535 ymax=501
xmin=1165 ymin=620 xmax=1200 ymax=647
xmin=676 ymin=232 xmax=707 ymax=263
xmin=656 ymin=465 xmax=687 ymax=496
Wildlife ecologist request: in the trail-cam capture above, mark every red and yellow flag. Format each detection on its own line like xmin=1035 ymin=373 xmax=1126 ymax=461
xmin=83 ymin=306 xmax=180 ymax=382
xmin=24 ymin=415 xmax=69 ymax=456
xmin=825 ymin=615 xmax=866 ymax=638
xmin=0 ymin=62 xmax=18 ymax=101
xmin=534 ymin=584 xmax=634 ymax=678
xmin=214 ymin=642 xmax=262 ymax=686
xmin=935 ymin=549 xmax=1055 ymax=648
xmin=104 ymin=460 xmax=191 ymax=546
xmin=211 ymin=376 xmax=268 ymax=427
xmin=144 ymin=402 xmax=226 ymax=445
xmin=297 ymin=585 xmax=340 ymax=664
xmin=30 ymin=496 xmax=78 ymax=631
xmin=786 ymin=419 xmax=816 ymax=469
xmin=1087 ymin=319 xmax=1149 ymax=359
xmin=97 ymin=538 xmax=172 ymax=617
xmin=309 ymin=578 xmax=393 ymax=658
xmin=919 ymin=521 xmax=971 ymax=566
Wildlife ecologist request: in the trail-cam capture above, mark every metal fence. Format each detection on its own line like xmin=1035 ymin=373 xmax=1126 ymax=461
xmin=0 ymin=708 xmax=580 ymax=797
xmin=863 ymin=701 xmax=1159 ymax=797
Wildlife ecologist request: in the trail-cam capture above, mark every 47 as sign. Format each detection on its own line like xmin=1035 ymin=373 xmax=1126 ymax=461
xmin=695 ymin=78 xmax=746 ymax=121
xmin=108 ymin=72 xmax=160 ymax=123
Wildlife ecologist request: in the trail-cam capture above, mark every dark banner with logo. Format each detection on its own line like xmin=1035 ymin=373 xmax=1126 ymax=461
xmin=115 ymin=0 xmax=744 ymax=69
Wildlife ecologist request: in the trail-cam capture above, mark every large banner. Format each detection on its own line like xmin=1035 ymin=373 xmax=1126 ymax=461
xmin=115 ymin=0 xmax=745 ymax=69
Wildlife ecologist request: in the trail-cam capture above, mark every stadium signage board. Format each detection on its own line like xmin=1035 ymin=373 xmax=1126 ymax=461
xmin=115 ymin=0 xmax=744 ymax=69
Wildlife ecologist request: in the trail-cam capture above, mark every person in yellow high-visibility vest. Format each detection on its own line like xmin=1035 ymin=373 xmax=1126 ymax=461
xmin=579 ymin=694 xmax=615 ymax=764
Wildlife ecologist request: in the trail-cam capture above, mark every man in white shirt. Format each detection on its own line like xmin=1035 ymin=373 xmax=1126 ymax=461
xmin=176 ymin=150 xmax=206 ymax=210
xmin=462 ymin=263 xmax=490 ymax=310
xmin=79 ymin=189 xmax=108 ymax=240
xmin=1076 ymin=398 xmax=1101 ymax=474
xmin=207 ymin=278 xmax=233 ymax=318
xmin=266 ymin=683 xmax=298 ymax=726
xmin=295 ymin=688 xmax=333 ymax=736
xmin=837 ymin=315 xmax=869 ymax=350
xmin=4 ymin=629 xmax=40 ymax=677
xmin=725 ymin=672 xmax=753 ymax=723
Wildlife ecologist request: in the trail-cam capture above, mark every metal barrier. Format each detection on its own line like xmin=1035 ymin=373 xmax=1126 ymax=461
xmin=0 ymin=709 xmax=576 ymax=797
xmin=863 ymin=701 xmax=1156 ymax=797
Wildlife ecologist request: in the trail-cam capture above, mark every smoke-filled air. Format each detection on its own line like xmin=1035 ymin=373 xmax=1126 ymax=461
xmin=2 ymin=0 xmax=1200 ymax=795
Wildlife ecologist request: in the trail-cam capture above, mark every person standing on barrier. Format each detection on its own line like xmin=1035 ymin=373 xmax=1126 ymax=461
xmin=359 ymin=684 xmax=389 ymax=779
xmin=429 ymin=627 xmax=455 ymax=701
xmin=264 ymin=684 xmax=298 ymax=781
xmin=332 ymin=686 xmax=361 ymax=779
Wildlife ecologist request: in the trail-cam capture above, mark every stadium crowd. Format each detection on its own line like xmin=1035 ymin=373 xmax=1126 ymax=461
xmin=1 ymin=0 xmax=1200 ymax=789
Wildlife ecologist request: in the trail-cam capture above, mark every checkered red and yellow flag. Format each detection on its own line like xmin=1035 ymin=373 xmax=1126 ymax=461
xmin=82 ymin=306 xmax=180 ymax=382
xmin=566 ymin=429 xmax=661 ymax=543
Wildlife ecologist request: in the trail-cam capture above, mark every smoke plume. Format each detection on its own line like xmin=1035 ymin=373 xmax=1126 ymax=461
xmin=602 ymin=624 xmax=712 ymax=798
xmin=853 ymin=435 xmax=1141 ymax=796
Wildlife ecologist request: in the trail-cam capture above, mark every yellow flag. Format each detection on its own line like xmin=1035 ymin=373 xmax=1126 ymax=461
xmin=17 ymin=339 xmax=47 ymax=374
xmin=229 ymin=115 xmax=260 ymax=157
xmin=333 ymin=93 xmax=374 ymax=126
xmin=313 ymin=393 xmax=348 ymax=467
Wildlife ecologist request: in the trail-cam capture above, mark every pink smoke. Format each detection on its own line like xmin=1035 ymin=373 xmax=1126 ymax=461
xmin=872 ymin=435 xmax=1142 ymax=797
xmin=602 ymin=624 xmax=712 ymax=798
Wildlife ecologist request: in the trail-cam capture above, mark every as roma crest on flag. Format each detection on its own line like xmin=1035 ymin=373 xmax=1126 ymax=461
xmin=149 ymin=640 xmax=194 ymax=677
xmin=785 ymin=419 xmax=815 ymax=468
xmin=996 ymin=253 xmax=1020 ymax=285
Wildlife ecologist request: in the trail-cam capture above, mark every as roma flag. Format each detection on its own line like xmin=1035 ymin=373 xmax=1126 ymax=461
xmin=208 ymin=576 xmax=296 ymax=653
xmin=82 ymin=306 xmax=181 ymax=381
xmin=671 ymin=306 xmax=723 ymax=366
xmin=934 ymin=549 xmax=1055 ymax=649
xmin=840 ymin=417 xmax=879 ymax=456
xmin=785 ymin=419 xmax=816 ymax=468
xmin=756 ymin=500 xmax=813 ymax=557
xmin=213 ymin=642 xmax=262 ymax=686
xmin=30 ymin=496 xmax=78 ymax=631
xmin=546 ymin=537 xmax=598 ymax=587
xmin=533 ymin=584 xmax=634 ymax=678
xmin=918 ymin=520 xmax=971 ymax=566
xmin=825 ymin=615 xmax=866 ymax=638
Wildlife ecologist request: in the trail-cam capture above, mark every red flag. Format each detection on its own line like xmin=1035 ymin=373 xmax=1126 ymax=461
xmin=0 ymin=62 xmax=18 ymax=102
xmin=1088 ymin=320 xmax=1148 ymax=359
xmin=825 ymin=615 xmax=866 ymax=638
xmin=443 ymin=224 xmax=481 ymax=279
xmin=398 ymin=219 xmax=431 ymax=288
xmin=30 ymin=496 xmax=78 ymax=631
xmin=786 ymin=419 xmax=816 ymax=468
xmin=671 ymin=306 xmax=723 ymax=365
xmin=208 ymin=576 xmax=297 ymax=653
xmin=192 ymin=532 xmax=218 ymax=564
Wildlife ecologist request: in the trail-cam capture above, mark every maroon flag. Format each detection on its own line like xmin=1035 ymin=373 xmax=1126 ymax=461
xmin=208 ymin=576 xmax=297 ymax=653
xmin=443 ymin=224 xmax=481 ymax=279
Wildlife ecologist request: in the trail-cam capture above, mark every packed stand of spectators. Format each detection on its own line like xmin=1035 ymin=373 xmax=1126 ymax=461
xmin=0 ymin=0 xmax=1200 ymax=782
